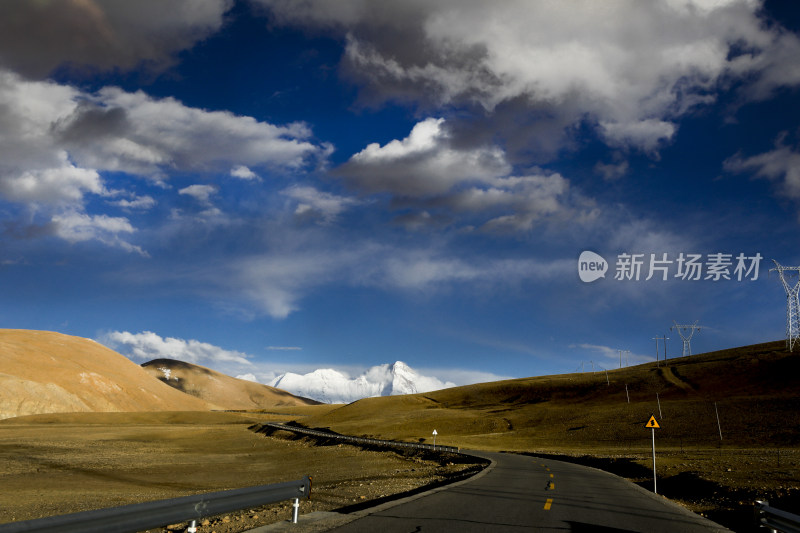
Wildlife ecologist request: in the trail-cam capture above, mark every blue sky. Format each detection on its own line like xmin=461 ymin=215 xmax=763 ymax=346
xmin=1 ymin=0 xmax=800 ymax=386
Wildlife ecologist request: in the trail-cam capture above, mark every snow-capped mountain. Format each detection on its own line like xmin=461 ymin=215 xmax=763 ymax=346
xmin=267 ymin=361 xmax=455 ymax=404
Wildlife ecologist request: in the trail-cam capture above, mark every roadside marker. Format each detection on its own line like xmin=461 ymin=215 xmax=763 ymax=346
xmin=544 ymin=498 xmax=553 ymax=510
xmin=645 ymin=414 xmax=660 ymax=493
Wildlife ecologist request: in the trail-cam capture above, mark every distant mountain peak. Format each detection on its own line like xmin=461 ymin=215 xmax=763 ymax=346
xmin=269 ymin=361 xmax=455 ymax=404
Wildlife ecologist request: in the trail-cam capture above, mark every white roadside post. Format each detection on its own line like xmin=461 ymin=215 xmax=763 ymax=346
xmin=432 ymin=429 xmax=437 ymax=450
xmin=646 ymin=415 xmax=660 ymax=494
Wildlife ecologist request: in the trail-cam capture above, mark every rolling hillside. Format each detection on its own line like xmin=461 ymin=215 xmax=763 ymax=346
xmin=297 ymin=341 xmax=800 ymax=451
xmin=141 ymin=358 xmax=320 ymax=409
xmin=0 ymin=329 xmax=212 ymax=419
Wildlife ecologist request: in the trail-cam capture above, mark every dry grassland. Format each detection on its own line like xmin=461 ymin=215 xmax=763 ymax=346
xmin=1 ymin=341 xmax=797 ymax=532
xmin=287 ymin=341 xmax=800 ymax=531
xmin=0 ymin=411 xmax=479 ymax=532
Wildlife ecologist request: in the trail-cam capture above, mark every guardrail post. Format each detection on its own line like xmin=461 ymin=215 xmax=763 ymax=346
xmin=292 ymin=498 xmax=300 ymax=524
xmin=187 ymin=519 xmax=197 ymax=533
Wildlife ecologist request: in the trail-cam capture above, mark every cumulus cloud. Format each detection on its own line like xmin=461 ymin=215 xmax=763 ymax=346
xmin=340 ymin=118 xmax=510 ymax=196
xmin=258 ymin=0 xmax=800 ymax=155
xmin=0 ymin=152 xmax=106 ymax=206
xmin=724 ymin=133 xmax=800 ymax=199
xmin=179 ymin=184 xmax=218 ymax=205
xmin=230 ymin=165 xmax=260 ymax=180
xmin=109 ymin=194 xmax=156 ymax=210
xmin=50 ymin=210 xmax=146 ymax=256
xmin=337 ymin=118 xmax=591 ymax=231
xmin=0 ymin=0 xmax=230 ymax=78
xmin=0 ymin=69 xmax=328 ymax=250
xmin=281 ymin=185 xmax=360 ymax=224
xmin=0 ymin=69 xmax=325 ymax=187
xmin=100 ymin=330 xmax=252 ymax=366
xmin=600 ymin=119 xmax=677 ymax=154
xmin=58 ymin=87 xmax=324 ymax=177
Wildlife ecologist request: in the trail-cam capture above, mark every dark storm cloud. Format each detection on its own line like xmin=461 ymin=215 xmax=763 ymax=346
xmin=0 ymin=0 xmax=231 ymax=78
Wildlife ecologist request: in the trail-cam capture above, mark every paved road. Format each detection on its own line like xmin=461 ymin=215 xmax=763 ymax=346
xmin=286 ymin=451 xmax=730 ymax=533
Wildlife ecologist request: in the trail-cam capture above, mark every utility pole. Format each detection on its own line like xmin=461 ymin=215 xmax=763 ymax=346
xmin=652 ymin=335 xmax=669 ymax=365
xmin=652 ymin=335 xmax=660 ymax=366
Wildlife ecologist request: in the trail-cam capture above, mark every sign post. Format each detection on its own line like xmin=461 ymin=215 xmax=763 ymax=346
xmin=645 ymin=415 xmax=660 ymax=493
xmin=432 ymin=429 xmax=438 ymax=450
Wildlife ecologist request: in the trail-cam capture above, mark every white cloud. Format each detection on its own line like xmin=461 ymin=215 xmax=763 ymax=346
xmin=179 ymin=184 xmax=218 ymax=204
xmin=724 ymin=134 xmax=800 ymax=199
xmin=167 ymin=236 xmax=573 ymax=319
xmin=100 ymin=330 xmax=252 ymax=366
xmin=110 ymin=194 xmax=156 ymax=210
xmin=600 ymin=119 xmax=677 ymax=154
xmin=341 ymin=117 xmax=510 ymax=196
xmin=0 ymin=152 xmax=106 ymax=206
xmin=0 ymin=69 xmax=327 ymax=187
xmin=51 ymin=211 xmax=146 ymax=256
xmin=230 ymin=165 xmax=260 ymax=180
xmin=0 ymin=68 xmax=329 ymax=251
xmin=338 ymin=118 xmax=588 ymax=231
xmin=571 ymin=343 xmax=654 ymax=366
xmin=63 ymin=87 xmax=325 ymax=176
xmin=420 ymin=367 xmax=515 ymax=386
xmin=282 ymin=185 xmax=360 ymax=224
xmin=259 ymin=0 xmax=800 ymax=153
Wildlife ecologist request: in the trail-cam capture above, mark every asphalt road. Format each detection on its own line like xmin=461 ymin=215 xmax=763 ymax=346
xmin=281 ymin=451 xmax=731 ymax=533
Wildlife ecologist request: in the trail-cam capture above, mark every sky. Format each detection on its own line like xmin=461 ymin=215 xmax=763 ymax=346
xmin=1 ymin=0 xmax=800 ymax=387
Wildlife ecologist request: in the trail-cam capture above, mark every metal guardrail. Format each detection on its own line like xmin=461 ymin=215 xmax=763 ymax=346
xmin=0 ymin=476 xmax=311 ymax=533
xmin=755 ymin=500 xmax=800 ymax=533
xmin=259 ymin=423 xmax=461 ymax=454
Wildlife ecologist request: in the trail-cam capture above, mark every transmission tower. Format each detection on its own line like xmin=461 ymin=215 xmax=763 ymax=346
xmin=671 ymin=320 xmax=702 ymax=357
xmin=770 ymin=260 xmax=800 ymax=351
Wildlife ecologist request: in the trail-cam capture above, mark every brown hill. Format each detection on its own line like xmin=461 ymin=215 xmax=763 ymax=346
xmin=298 ymin=341 xmax=800 ymax=451
xmin=0 ymin=329 xmax=211 ymax=420
xmin=141 ymin=358 xmax=321 ymax=409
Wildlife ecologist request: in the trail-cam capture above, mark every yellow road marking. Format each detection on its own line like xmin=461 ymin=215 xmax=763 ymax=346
xmin=544 ymin=498 xmax=553 ymax=510
xmin=549 ymin=482 xmax=555 ymax=490
xmin=549 ymin=473 xmax=554 ymax=478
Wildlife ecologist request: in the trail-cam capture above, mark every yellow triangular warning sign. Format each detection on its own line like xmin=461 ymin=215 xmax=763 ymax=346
xmin=645 ymin=415 xmax=660 ymax=429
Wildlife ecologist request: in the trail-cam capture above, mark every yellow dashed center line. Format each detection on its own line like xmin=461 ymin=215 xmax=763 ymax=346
xmin=549 ymin=482 xmax=555 ymax=490
xmin=549 ymin=473 xmax=554 ymax=478
xmin=544 ymin=498 xmax=553 ymax=510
